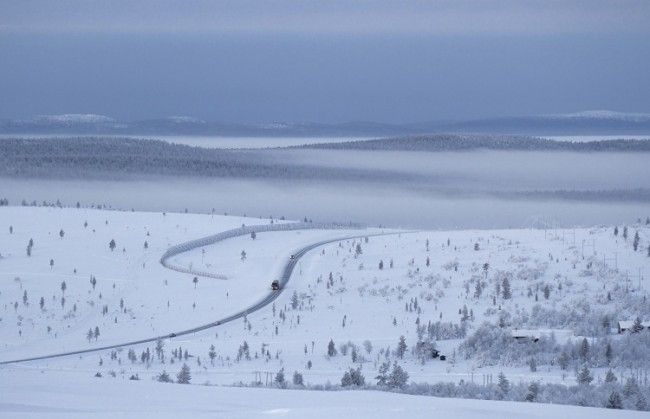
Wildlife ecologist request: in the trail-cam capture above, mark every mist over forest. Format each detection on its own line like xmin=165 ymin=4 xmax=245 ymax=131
xmin=1 ymin=135 xmax=648 ymax=228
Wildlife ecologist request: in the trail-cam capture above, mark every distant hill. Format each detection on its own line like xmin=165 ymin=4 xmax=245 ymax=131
xmin=299 ymin=134 xmax=650 ymax=152
xmin=2 ymin=111 xmax=650 ymax=136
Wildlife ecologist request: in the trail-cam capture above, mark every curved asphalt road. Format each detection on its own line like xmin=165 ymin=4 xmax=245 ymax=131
xmin=0 ymin=230 xmax=400 ymax=365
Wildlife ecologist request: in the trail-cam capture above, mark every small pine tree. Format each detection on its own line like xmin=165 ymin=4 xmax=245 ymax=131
xmin=524 ymin=382 xmax=539 ymax=402
xmin=606 ymin=391 xmax=623 ymax=409
xmin=375 ymin=361 xmax=390 ymax=386
xmin=251 ymin=231 xmax=256 ymax=240
xmin=291 ymin=291 xmax=299 ymax=309
xmin=341 ymin=366 xmax=365 ymax=387
xmin=396 ymin=336 xmax=407 ymax=359
xmin=497 ymin=372 xmax=510 ymax=395
xmin=502 ymin=277 xmax=512 ymax=300
xmin=614 ymin=226 xmax=619 ymax=236
xmin=605 ymin=343 xmax=613 ymax=365
xmin=386 ymin=363 xmax=408 ymax=389
xmin=208 ymin=344 xmax=216 ymax=365
xmin=274 ymin=368 xmax=286 ymax=388
xmin=579 ymin=338 xmax=590 ymax=360
xmin=292 ymin=371 xmax=304 ymax=386
xmin=633 ymin=231 xmax=640 ymax=251
xmin=176 ymin=363 xmax=191 ymax=384
xmin=157 ymin=370 xmax=172 ymax=383
xmin=577 ymin=365 xmax=593 ymax=385
xmin=605 ymin=369 xmax=617 ymax=383
xmin=631 ymin=317 xmax=644 ymax=333
xmin=109 ymin=239 xmax=116 ymax=251
xmin=327 ymin=339 xmax=337 ymax=357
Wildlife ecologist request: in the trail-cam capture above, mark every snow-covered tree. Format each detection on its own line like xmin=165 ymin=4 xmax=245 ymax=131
xmin=396 ymin=336 xmax=407 ymax=359
xmin=497 ymin=372 xmax=510 ymax=396
xmin=502 ymin=277 xmax=512 ymax=300
xmin=606 ymin=391 xmax=623 ymax=409
xmin=291 ymin=291 xmax=299 ymax=309
xmin=208 ymin=344 xmax=216 ymax=365
xmin=292 ymin=371 xmax=304 ymax=386
xmin=327 ymin=339 xmax=337 ymax=357
xmin=157 ymin=370 xmax=172 ymax=383
xmin=176 ymin=363 xmax=191 ymax=384
xmin=386 ymin=363 xmax=409 ymax=389
xmin=524 ymin=382 xmax=539 ymax=402
xmin=577 ymin=365 xmax=593 ymax=385
xmin=274 ymin=368 xmax=286 ymax=388
xmin=341 ymin=366 xmax=365 ymax=387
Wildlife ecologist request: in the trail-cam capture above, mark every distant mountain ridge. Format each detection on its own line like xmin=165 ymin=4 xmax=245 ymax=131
xmin=1 ymin=111 xmax=650 ymax=136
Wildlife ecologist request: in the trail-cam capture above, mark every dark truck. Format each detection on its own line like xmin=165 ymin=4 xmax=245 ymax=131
xmin=271 ymin=280 xmax=281 ymax=290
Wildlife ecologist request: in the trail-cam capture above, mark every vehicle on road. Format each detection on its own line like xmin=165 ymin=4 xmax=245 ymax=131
xmin=290 ymin=254 xmax=296 ymax=260
xmin=168 ymin=333 xmax=176 ymax=338
xmin=271 ymin=280 xmax=281 ymax=290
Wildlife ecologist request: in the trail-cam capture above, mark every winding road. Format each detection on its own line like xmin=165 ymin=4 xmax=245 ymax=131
xmin=0 ymin=228 xmax=398 ymax=365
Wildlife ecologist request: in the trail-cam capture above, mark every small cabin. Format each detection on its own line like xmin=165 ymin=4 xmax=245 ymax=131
xmin=618 ymin=320 xmax=650 ymax=334
xmin=511 ymin=329 xmax=540 ymax=343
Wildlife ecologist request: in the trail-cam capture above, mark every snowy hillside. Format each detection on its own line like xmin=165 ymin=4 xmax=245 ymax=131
xmin=1 ymin=206 xmax=649 ymax=413
xmin=2 ymin=370 xmax=648 ymax=419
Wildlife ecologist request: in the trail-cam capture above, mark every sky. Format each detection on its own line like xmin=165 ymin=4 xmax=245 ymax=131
xmin=1 ymin=0 xmax=650 ymax=123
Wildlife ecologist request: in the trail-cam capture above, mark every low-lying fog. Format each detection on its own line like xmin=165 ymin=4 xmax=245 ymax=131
xmin=1 ymin=148 xmax=648 ymax=229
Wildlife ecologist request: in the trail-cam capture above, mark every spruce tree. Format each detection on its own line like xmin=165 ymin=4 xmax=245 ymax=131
xmin=176 ymin=363 xmax=191 ymax=384
xmin=274 ymin=368 xmax=286 ymax=388
xmin=631 ymin=317 xmax=644 ymax=333
xmin=502 ymin=277 xmax=512 ymax=300
xmin=497 ymin=372 xmax=510 ymax=396
xmin=327 ymin=339 xmax=337 ymax=357
xmin=157 ymin=370 xmax=172 ymax=383
xmin=606 ymin=391 xmax=623 ymax=409
xmin=577 ymin=365 xmax=593 ymax=385
xmin=524 ymin=382 xmax=539 ymax=402
xmin=396 ymin=336 xmax=407 ymax=359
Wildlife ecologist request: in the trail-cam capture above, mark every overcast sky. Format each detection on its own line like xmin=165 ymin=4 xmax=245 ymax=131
xmin=1 ymin=1 xmax=649 ymax=123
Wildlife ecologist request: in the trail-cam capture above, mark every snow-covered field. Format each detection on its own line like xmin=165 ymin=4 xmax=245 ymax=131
xmin=1 ymin=206 xmax=649 ymax=415
xmin=2 ymin=369 xmax=647 ymax=419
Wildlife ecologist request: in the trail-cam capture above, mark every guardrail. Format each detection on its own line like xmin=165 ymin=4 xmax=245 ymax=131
xmin=160 ymin=221 xmax=364 ymax=279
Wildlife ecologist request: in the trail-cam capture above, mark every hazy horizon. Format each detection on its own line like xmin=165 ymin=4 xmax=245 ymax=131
xmin=2 ymin=1 xmax=650 ymax=123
